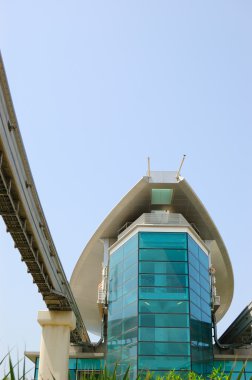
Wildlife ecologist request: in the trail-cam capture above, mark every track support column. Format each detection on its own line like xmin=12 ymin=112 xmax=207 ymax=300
xmin=37 ymin=310 xmax=76 ymax=380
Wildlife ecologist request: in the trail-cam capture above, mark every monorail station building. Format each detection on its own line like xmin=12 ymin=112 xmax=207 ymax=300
xmin=1 ymin=53 xmax=252 ymax=379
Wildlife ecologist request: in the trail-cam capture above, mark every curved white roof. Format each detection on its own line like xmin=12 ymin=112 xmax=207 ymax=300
xmin=70 ymin=171 xmax=234 ymax=336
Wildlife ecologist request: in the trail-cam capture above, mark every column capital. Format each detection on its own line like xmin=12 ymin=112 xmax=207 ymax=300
xmin=38 ymin=310 xmax=76 ymax=330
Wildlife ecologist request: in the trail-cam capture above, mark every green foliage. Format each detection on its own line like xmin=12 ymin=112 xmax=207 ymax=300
xmin=0 ymin=353 xmax=31 ymax=380
xmin=0 ymin=355 xmax=249 ymax=380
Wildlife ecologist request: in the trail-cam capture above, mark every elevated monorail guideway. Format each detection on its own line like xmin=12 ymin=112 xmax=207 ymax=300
xmin=0 ymin=54 xmax=90 ymax=345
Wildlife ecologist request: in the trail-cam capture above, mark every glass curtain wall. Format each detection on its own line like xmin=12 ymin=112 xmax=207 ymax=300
xmin=138 ymin=232 xmax=191 ymax=376
xmin=188 ymin=235 xmax=213 ymax=373
xmin=107 ymin=234 xmax=138 ymax=379
xmin=107 ymin=230 xmax=213 ymax=378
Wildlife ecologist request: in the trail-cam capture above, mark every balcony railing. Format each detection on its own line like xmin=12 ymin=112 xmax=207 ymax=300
xmin=118 ymin=212 xmax=191 ymax=239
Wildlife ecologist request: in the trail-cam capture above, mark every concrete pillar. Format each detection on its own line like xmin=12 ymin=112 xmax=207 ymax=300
xmin=37 ymin=310 xmax=76 ymax=380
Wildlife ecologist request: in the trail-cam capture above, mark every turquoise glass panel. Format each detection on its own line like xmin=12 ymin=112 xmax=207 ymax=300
xmin=189 ymin=276 xmax=201 ymax=296
xmin=190 ymin=303 xmax=201 ymax=320
xmin=110 ymin=247 xmax=123 ymax=268
xmin=77 ymin=359 xmax=104 ymax=370
xmin=123 ymin=288 xmax=137 ymax=306
xmin=201 ymin=311 xmax=211 ymax=323
xmin=122 ymin=316 xmax=137 ymax=331
xmin=139 ymin=313 xmax=189 ymax=327
xmin=139 ymin=232 xmax=187 ymax=249
xmin=213 ymin=361 xmax=245 ymax=372
xmin=138 ymin=342 xmax=190 ymax=355
xmin=189 ymin=252 xmax=200 ymax=271
xmin=201 ymin=299 xmax=211 ymax=316
xmin=139 ymin=300 xmax=189 ymax=313
xmin=109 ymin=285 xmax=122 ymax=302
xmin=190 ymin=289 xmax=201 ymax=308
xmin=188 ymin=236 xmax=199 ymax=257
xmin=123 ymin=276 xmax=137 ymax=295
xmin=245 ymin=361 xmax=252 ymax=371
xmin=109 ymin=298 xmax=122 ymax=316
xmin=151 ymin=189 xmax=173 ymax=205
xmin=199 ymin=248 xmax=209 ymax=269
xmin=200 ymin=287 xmax=210 ymax=302
xmin=124 ymin=252 xmax=137 ymax=269
xmin=108 ymin=319 xmax=122 ymax=338
xmin=124 ymin=262 xmax=138 ymax=281
xmin=199 ymin=264 xmax=209 ymax=281
xmin=123 ymin=234 xmax=138 ymax=255
xmin=139 ymin=274 xmax=188 ymax=287
xmin=139 ymin=261 xmax=188 ymax=274
xmin=122 ymin=343 xmax=137 ymax=359
xmin=200 ymin=275 xmax=210 ymax=292
xmin=69 ymin=370 xmax=75 ymax=380
xmin=123 ymin=301 xmax=137 ymax=318
xmin=189 ymin=263 xmax=200 ymax=282
xmin=139 ymin=287 xmax=188 ymax=300
xmin=139 ymin=249 xmax=187 ymax=262
xmin=109 ymin=267 xmax=123 ymax=287
xmin=138 ymin=356 xmax=191 ymax=370
xmin=139 ymin=327 xmax=190 ymax=342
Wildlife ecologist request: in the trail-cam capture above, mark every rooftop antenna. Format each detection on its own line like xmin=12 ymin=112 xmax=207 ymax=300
xmin=176 ymin=154 xmax=186 ymax=180
xmin=147 ymin=157 xmax=151 ymax=177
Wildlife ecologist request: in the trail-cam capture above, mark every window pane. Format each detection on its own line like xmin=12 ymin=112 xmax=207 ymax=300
xmin=201 ymin=299 xmax=211 ymax=317
xmin=139 ymin=261 xmax=188 ymax=274
xmin=139 ymin=327 xmax=190 ymax=342
xmin=190 ymin=303 xmax=201 ymax=320
xmin=139 ymin=232 xmax=187 ymax=249
xmin=151 ymin=189 xmax=173 ymax=205
xmin=139 ymin=313 xmax=189 ymax=328
xmin=140 ymin=249 xmax=187 ymax=262
xmin=200 ymin=276 xmax=210 ymax=292
xmin=69 ymin=359 xmax=77 ymax=370
xmin=124 ymin=262 xmax=138 ymax=282
xmin=123 ymin=300 xmax=137 ymax=318
xmin=139 ymin=300 xmax=189 ymax=314
xmin=110 ymin=247 xmax=124 ymax=268
xmin=123 ymin=276 xmax=137 ymax=295
xmin=200 ymin=287 xmax=210 ymax=303
xmin=190 ymin=289 xmax=201 ymax=308
xmin=139 ymin=274 xmax=188 ymax=287
xmin=139 ymin=287 xmax=188 ymax=300
xmin=123 ymin=289 xmax=137 ymax=306
xmin=199 ymin=248 xmax=209 ymax=269
xmin=124 ymin=252 xmax=137 ymax=269
xmin=189 ymin=277 xmax=201 ymax=296
xmin=188 ymin=236 xmax=199 ymax=257
xmin=122 ymin=343 xmax=137 ymax=359
xmin=123 ymin=234 xmax=138 ymax=255
xmin=123 ymin=315 xmax=138 ymax=333
xmin=138 ymin=356 xmax=191 ymax=370
xmin=189 ymin=264 xmax=200 ymax=283
xmin=138 ymin=342 xmax=190 ymax=356
xmin=188 ymin=253 xmax=200 ymax=271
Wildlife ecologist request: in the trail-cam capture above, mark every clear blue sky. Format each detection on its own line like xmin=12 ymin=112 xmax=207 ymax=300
xmin=0 ymin=0 xmax=252 ymax=375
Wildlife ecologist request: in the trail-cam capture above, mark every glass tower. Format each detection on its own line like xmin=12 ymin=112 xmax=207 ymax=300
xmin=107 ymin=230 xmax=213 ymax=378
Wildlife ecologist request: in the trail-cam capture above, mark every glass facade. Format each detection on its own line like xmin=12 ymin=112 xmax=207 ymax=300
xmin=107 ymin=234 xmax=138 ymax=379
xmin=34 ymin=357 xmax=104 ymax=379
xmin=213 ymin=360 xmax=252 ymax=380
xmin=107 ymin=230 xmax=213 ymax=378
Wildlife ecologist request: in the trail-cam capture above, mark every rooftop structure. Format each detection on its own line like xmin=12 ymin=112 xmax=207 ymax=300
xmin=71 ymin=171 xmax=234 ymax=335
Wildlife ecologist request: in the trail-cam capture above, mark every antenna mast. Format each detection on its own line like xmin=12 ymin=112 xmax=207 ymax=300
xmin=176 ymin=154 xmax=186 ymax=180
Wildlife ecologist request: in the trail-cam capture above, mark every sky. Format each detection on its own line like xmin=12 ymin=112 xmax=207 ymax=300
xmin=0 ymin=0 xmax=252 ymax=376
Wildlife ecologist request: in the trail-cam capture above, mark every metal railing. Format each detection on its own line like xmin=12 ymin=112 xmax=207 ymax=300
xmin=118 ymin=212 xmax=191 ymax=238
